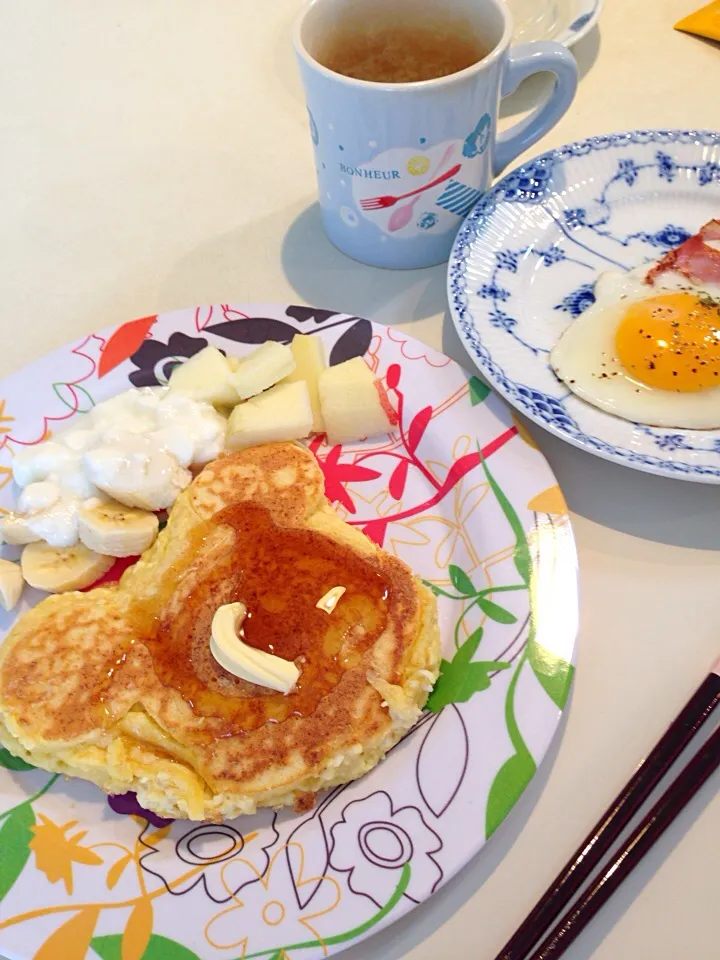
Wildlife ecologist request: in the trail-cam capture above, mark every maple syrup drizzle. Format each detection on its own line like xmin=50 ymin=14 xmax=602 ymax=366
xmin=123 ymin=503 xmax=389 ymax=738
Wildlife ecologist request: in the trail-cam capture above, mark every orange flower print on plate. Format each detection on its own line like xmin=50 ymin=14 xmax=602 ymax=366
xmin=29 ymin=815 xmax=103 ymax=894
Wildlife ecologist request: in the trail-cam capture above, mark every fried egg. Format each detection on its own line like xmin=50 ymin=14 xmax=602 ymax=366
xmin=550 ymin=265 xmax=720 ymax=428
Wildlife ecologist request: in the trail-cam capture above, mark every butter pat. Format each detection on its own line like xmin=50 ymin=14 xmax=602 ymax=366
xmin=316 ymin=585 xmax=346 ymax=614
xmin=209 ymin=602 xmax=300 ymax=694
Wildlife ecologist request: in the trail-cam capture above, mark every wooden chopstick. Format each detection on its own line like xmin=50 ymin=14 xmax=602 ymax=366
xmin=529 ymin=723 xmax=720 ymax=959
xmin=494 ymin=659 xmax=720 ymax=960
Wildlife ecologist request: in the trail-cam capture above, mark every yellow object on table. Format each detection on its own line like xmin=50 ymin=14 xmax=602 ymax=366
xmin=675 ymin=0 xmax=720 ymax=41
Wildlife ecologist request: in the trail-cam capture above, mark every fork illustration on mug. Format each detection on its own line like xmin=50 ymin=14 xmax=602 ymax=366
xmin=360 ymin=148 xmax=461 ymax=232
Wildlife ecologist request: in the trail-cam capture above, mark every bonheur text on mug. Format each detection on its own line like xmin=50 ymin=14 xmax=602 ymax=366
xmin=340 ymin=163 xmax=401 ymax=180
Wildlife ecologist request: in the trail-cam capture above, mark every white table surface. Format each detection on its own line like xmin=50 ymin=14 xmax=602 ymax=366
xmin=1 ymin=1 xmax=718 ymax=958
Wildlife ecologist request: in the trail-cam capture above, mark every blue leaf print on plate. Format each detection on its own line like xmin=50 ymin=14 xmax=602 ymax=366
xmin=554 ymin=283 xmax=596 ymax=317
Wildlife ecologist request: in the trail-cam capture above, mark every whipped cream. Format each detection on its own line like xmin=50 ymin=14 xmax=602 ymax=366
xmin=9 ymin=387 xmax=225 ymax=546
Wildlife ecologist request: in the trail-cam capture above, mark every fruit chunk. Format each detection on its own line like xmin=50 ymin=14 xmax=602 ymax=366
xmin=168 ymin=346 xmax=238 ymax=406
xmin=283 ymin=334 xmax=326 ymax=432
xmin=21 ymin=541 xmax=114 ymax=593
xmin=0 ymin=559 xmax=24 ymax=611
xmin=318 ymin=358 xmax=394 ymax=444
xmin=226 ymin=382 xmax=313 ymax=450
xmin=230 ymin=342 xmax=296 ymax=400
xmin=78 ymin=499 xmax=159 ymax=557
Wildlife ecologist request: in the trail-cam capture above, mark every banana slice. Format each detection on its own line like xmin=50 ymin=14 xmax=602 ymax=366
xmin=0 ymin=512 xmax=42 ymax=546
xmin=78 ymin=499 xmax=159 ymax=558
xmin=21 ymin=542 xmax=114 ymax=593
xmin=85 ymin=446 xmax=191 ymax=512
xmin=0 ymin=558 xmax=24 ymax=611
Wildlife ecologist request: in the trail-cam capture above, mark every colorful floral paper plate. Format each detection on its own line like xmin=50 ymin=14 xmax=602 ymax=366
xmin=0 ymin=306 xmax=577 ymax=960
xmin=449 ymin=129 xmax=720 ymax=483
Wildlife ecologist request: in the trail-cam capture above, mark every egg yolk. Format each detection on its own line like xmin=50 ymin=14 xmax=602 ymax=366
xmin=615 ymin=292 xmax=720 ymax=392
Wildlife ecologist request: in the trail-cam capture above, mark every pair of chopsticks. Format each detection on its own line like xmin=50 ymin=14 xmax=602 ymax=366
xmin=494 ymin=658 xmax=720 ymax=960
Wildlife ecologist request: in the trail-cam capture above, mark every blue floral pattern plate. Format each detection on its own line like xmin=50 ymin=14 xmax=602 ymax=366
xmin=449 ymin=130 xmax=720 ymax=483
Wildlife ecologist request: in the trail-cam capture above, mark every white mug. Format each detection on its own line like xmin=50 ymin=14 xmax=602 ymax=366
xmin=293 ymin=0 xmax=578 ymax=269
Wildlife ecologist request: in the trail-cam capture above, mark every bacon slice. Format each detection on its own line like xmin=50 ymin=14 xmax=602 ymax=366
xmin=645 ymin=219 xmax=720 ymax=286
xmin=699 ymin=219 xmax=720 ymax=241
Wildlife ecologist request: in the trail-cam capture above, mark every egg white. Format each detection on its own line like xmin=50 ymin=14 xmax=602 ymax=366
xmin=550 ymin=264 xmax=720 ymax=429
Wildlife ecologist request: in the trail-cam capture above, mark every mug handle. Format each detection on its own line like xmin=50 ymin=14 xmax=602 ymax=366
xmin=493 ymin=43 xmax=579 ymax=177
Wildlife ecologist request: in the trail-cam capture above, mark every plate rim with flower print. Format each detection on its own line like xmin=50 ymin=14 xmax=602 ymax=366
xmin=0 ymin=305 xmax=577 ymax=960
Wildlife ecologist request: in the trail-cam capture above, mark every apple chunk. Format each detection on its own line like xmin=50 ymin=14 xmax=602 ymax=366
xmin=226 ymin=381 xmax=313 ymax=450
xmin=167 ymin=345 xmax=238 ymax=406
xmin=318 ymin=358 xmax=394 ymax=445
xmin=282 ymin=334 xmax=326 ymax=432
xmin=230 ymin=342 xmax=295 ymax=400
